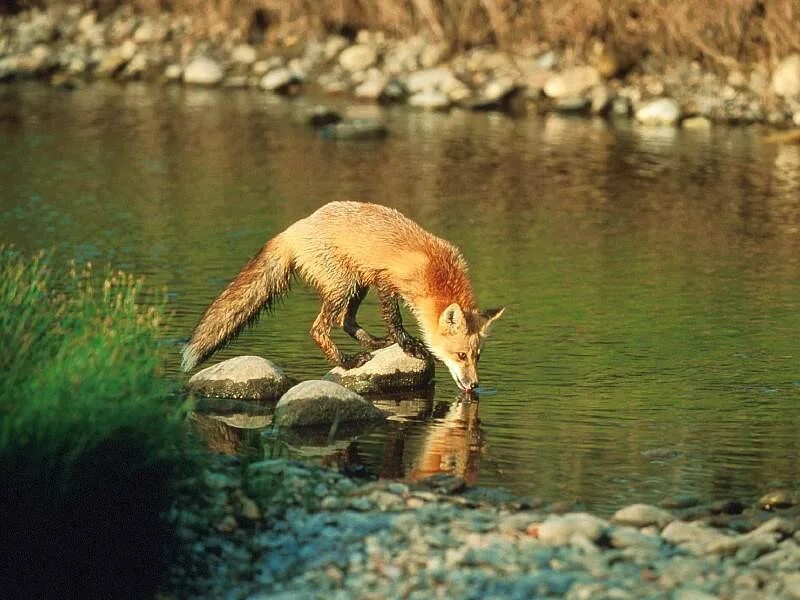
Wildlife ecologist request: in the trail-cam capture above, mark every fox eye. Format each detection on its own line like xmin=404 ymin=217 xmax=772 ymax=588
xmin=457 ymin=352 xmax=468 ymax=361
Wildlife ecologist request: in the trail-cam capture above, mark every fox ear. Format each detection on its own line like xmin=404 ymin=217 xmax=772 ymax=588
xmin=479 ymin=306 xmax=505 ymax=335
xmin=439 ymin=303 xmax=466 ymax=335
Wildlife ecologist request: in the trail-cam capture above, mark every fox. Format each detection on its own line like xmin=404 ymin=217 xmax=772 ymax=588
xmin=181 ymin=201 xmax=504 ymax=391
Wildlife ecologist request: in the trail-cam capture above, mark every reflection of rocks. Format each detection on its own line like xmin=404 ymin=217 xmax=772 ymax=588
xmin=325 ymin=344 xmax=435 ymax=394
xmin=319 ymin=119 xmax=388 ymax=140
xmin=274 ymin=380 xmax=385 ymax=427
xmin=186 ymin=355 xmax=293 ymax=401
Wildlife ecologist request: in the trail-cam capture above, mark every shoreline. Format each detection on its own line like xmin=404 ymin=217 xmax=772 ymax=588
xmin=169 ymin=455 xmax=800 ymax=599
xmin=2 ymin=5 xmax=800 ymax=130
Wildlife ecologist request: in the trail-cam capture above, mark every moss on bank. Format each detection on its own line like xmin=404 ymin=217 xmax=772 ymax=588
xmin=0 ymin=248 xmax=192 ymax=598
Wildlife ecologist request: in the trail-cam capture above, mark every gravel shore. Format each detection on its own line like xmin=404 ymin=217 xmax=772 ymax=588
xmin=166 ymin=455 xmax=800 ymax=599
xmin=2 ymin=4 xmax=800 ymax=129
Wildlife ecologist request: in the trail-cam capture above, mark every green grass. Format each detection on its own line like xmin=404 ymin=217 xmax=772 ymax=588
xmin=0 ymin=248 xmax=191 ymax=598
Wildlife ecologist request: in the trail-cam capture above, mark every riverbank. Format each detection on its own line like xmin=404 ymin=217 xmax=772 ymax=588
xmin=168 ymin=455 xmax=800 ymax=599
xmin=2 ymin=4 xmax=800 ymax=128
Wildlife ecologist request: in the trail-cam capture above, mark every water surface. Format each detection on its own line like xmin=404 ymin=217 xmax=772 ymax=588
xmin=2 ymin=82 xmax=799 ymax=512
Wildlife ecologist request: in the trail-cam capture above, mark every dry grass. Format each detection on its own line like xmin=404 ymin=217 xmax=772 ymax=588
xmin=28 ymin=1 xmax=800 ymax=67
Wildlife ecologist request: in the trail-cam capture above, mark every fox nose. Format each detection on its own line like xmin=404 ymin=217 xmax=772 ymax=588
xmin=468 ymin=381 xmax=479 ymax=390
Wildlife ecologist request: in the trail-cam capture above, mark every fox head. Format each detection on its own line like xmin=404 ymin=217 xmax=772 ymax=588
xmin=426 ymin=303 xmax=504 ymax=392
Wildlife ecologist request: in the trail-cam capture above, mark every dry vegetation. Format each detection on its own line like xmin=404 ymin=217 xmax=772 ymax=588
xmin=97 ymin=0 xmax=800 ymax=67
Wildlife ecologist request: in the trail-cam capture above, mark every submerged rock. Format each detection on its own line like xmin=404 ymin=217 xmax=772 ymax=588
xmin=319 ymin=119 xmax=388 ymax=140
xmin=186 ymin=355 xmax=292 ymax=401
xmin=325 ymin=344 xmax=435 ymax=394
xmin=274 ymin=380 xmax=385 ymax=427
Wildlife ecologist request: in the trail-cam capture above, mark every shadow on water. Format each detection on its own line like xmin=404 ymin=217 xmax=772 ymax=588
xmin=2 ymin=81 xmax=800 ymax=511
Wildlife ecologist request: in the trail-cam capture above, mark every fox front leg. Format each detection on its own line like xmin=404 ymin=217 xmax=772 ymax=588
xmin=377 ymin=291 xmax=432 ymax=361
xmin=342 ymin=285 xmax=393 ymax=350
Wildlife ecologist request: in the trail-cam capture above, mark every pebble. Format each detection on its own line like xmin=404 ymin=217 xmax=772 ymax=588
xmin=183 ymin=56 xmax=224 ymax=86
xmin=612 ymin=503 xmax=674 ymax=528
xmin=635 ymin=97 xmax=682 ymax=125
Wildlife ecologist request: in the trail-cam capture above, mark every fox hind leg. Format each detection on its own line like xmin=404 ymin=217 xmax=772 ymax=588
xmin=311 ymin=297 xmax=373 ymax=370
xmin=342 ymin=285 xmax=393 ymax=350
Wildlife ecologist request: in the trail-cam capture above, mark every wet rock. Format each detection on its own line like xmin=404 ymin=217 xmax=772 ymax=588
xmin=534 ymin=513 xmax=608 ymax=546
xmin=610 ymin=95 xmax=632 ymax=117
xmin=772 ymin=53 xmax=800 ymax=99
xmin=183 ymin=56 xmax=224 ymax=85
xmin=274 ymin=380 xmax=384 ymax=427
xmin=339 ymin=44 xmax=378 ymax=72
xmin=259 ymin=67 xmax=301 ymax=94
xmin=635 ymin=97 xmax=681 ymax=125
xmin=325 ymin=344 xmax=435 ymax=394
xmin=758 ymin=489 xmax=798 ymax=510
xmin=16 ymin=44 xmax=54 ymax=76
xmin=187 ymin=356 xmax=292 ymax=401
xmin=379 ymin=79 xmax=408 ymax=103
xmin=552 ymin=96 xmax=590 ymax=114
xmin=543 ymin=66 xmax=600 ymax=99
xmin=319 ymin=119 xmax=388 ymax=140
xmin=612 ymin=504 xmax=674 ymax=529
xmin=95 ymin=48 xmax=129 ymax=78
xmin=295 ymin=105 xmax=341 ymax=127
xmin=164 ymin=63 xmax=182 ymax=81
xmin=661 ymin=520 xmax=732 ymax=554
xmin=408 ymin=90 xmax=450 ymax=110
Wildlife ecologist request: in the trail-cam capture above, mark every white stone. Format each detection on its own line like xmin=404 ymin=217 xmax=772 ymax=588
xmin=772 ymin=53 xmax=800 ymax=98
xmin=183 ymin=56 xmax=224 ymax=85
xmin=612 ymin=503 xmax=674 ymax=528
xmin=635 ymin=97 xmax=681 ymax=126
xmin=536 ymin=513 xmax=608 ymax=546
xmin=190 ymin=355 xmax=285 ymax=384
xmin=405 ymin=67 xmax=460 ymax=94
xmin=339 ymin=44 xmax=378 ymax=72
xmin=231 ymin=43 xmax=258 ymax=65
xmin=543 ymin=66 xmax=600 ymax=99
xmin=354 ymin=75 xmax=388 ymax=100
xmin=259 ymin=67 xmax=298 ymax=91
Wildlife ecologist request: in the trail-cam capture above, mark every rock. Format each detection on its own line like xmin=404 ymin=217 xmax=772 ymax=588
xmin=16 ymin=44 xmax=53 ymax=76
xmin=319 ymin=119 xmax=388 ymax=140
xmin=682 ymin=115 xmax=712 ymax=130
xmin=183 ymin=56 xmax=224 ymax=85
xmin=295 ymin=105 xmax=342 ymax=127
xmin=231 ymin=43 xmax=258 ymax=65
xmin=274 ymin=380 xmax=384 ymax=427
xmin=661 ymin=520 xmax=732 ymax=554
xmin=339 ymin=44 xmax=378 ymax=72
xmin=610 ymin=95 xmax=632 ymax=117
xmin=354 ymin=74 xmax=388 ymax=100
xmin=612 ymin=504 xmax=674 ymax=529
xmin=187 ymin=356 xmax=292 ymax=401
xmin=325 ymin=36 xmax=349 ymax=60
xmin=164 ymin=63 xmax=182 ymax=81
xmin=552 ymin=97 xmax=590 ymax=114
xmin=543 ymin=66 xmax=600 ymax=99
xmin=259 ymin=68 xmax=301 ymax=93
xmin=758 ymin=489 xmax=798 ymax=510
xmin=95 ymin=48 xmax=129 ymax=78
xmin=635 ymin=97 xmax=681 ymax=125
xmin=408 ymin=90 xmax=451 ymax=110
xmin=534 ymin=513 xmax=608 ymax=546
xmin=772 ymin=53 xmax=800 ymax=98
xmin=380 ymin=79 xmax=408 ymax=103
xmin=404 ymin=67 xmax=460 ymax=94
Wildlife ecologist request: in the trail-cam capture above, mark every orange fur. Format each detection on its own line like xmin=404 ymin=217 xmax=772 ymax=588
xmin=182 ymin=201 xmax=503 ymax=390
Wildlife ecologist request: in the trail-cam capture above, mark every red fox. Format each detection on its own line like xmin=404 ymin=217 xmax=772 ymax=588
xmin=182 ymin=201 xmax=504 ymax=391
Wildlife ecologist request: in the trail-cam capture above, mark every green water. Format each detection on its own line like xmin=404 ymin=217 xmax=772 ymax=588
xmin=2 ymin=81 xmax=799 ymax=511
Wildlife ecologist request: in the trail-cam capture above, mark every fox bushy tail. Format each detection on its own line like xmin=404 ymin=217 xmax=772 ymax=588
xmin=181 ymin=235 xmax=293 ymax=372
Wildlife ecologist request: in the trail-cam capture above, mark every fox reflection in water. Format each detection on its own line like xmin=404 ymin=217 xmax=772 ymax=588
xmin=190 ymin=397 xmax=484 ymax=485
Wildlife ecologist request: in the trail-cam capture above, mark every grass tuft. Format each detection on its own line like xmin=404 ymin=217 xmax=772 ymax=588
xmin=0 ymin=247 xmax=191 ymax=599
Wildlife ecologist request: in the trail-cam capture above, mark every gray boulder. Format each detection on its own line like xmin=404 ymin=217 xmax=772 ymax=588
xmin=187 ymin=356 xmax=292 ymax=401
xmin=325 ymin=343 xmax=435 ymax=394
xmin=274 ymin=380 xmax=384 ymax=427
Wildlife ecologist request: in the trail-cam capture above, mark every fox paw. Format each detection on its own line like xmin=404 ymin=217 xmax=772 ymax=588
xmin=400 ymin=339 xmax=431 ymax=361
xmin=340 ymin=352 xmax=373 ymax=370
